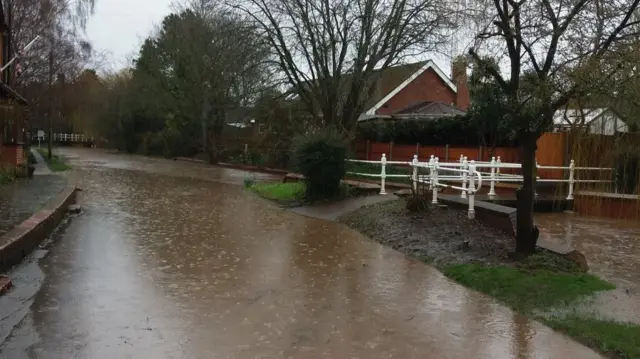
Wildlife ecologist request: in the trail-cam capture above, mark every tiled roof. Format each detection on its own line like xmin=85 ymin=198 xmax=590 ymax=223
xmin=393 ymin=101 xmax=466 ymax=117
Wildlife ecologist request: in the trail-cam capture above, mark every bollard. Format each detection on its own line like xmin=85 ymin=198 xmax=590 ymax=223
xmin=567 ymin=159 xmax=575 ymax=200
xmin=380 ymin=153 xmax=387 ymax=195
xmin=489 ymin=156 xmax=497 ymax=196
xmin=428 ymin=155 xmax=435 ymax=190
xmin=412 ymin=154 xmax=419 ymax=191
xmin=432 ymin=157 xmax=439 ymax=204
xmin=461 ymin=156 xmax=468 ymax=198
xmin=468 ymin=160 xmax=476 ymax=219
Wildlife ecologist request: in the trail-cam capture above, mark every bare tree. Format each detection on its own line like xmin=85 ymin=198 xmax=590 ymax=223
xmin=231 ymin=0 xmax=457 ymax=134
xmin=468 ymin=0 xmax=640 ymax=253
xmin=7 ymin=0 xmax=95 ymax=157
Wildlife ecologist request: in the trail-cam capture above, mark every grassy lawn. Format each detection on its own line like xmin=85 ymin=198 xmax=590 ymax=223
xmin=37 ymin=148 xmax=71 ymax=172
xmin=250 ymin=182 xmax=305 ymax=201
xmin=545 ymin=316 xmax=640 ymax=359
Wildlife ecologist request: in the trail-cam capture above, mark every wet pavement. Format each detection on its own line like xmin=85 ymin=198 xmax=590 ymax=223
xmin=30 ymin=148 xmax=52 ymax=176
xmin=0 ymin=148 xmax=604 ymax=359
xmin=0 ymin=175 xmax=68 ymax=237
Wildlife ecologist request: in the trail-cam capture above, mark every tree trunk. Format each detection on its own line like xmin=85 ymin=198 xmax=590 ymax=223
xmin=47 ymin=50 xmax=53 ymax=160
xmin=515 ymin=133 xmax=538 ymax=253
xmin=206 ymin=110 xmax=225 ymax=164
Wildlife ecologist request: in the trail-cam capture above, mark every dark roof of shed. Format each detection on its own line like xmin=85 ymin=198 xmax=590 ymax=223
xmin=394 ymin=101 xmax=466 ymax=117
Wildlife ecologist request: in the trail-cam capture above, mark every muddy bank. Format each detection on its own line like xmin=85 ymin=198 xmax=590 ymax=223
xmin=338 ymin=199 xmax=518 ymax=267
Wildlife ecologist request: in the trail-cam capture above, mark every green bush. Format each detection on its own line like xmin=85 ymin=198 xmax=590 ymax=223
xmin=292 ymin=129 xmax=348 ymax=201
xmin=0 ymin=167 xmax=16 ymax=185
xmin=614 ymin=151 xmax=639 ymax=194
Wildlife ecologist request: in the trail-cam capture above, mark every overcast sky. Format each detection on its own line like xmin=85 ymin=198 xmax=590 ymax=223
xmin=84 ymin=0 xmax=458 ymax=75
xmin=86 ymin=0 xmax=174 ymax=71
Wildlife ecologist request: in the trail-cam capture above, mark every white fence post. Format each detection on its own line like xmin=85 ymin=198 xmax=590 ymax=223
xmin=428 ymin=155 xmax=435 ymax=190
xmin=468 ymin=160 xmax=476 ymax=219
xmin=567 ymin=159 xmax=575 ymax=200
xmin=432 ymin=157 xmax=439 ymax=204
xmin=496 ymin=156 xmax=502 ymax=182
xmin=489 ymin=156 xmax=497 ymax=196
xmin=380 ymin=153 xmax=387 ymax=195
xmin=459 ymin=155 xmax=464 ymax=179
xmin=461 ymin=156 xmax=468 ymax=198
xmin=412 ymin=154 xmax=419 ymax=191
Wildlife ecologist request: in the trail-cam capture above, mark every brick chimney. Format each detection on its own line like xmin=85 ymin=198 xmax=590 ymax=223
xmin=452 ymin=57 xmax=470 ymax=111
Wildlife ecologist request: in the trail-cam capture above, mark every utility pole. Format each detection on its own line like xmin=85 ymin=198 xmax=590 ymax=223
xmin=47 ymin=50 xmax=53 ymax=160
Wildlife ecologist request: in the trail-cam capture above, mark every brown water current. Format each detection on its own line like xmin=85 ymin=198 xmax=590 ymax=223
xmin=0 ymin=148 xmax=604 ymax=358
xmin=536 ymin=213 xmax=640 ymax=324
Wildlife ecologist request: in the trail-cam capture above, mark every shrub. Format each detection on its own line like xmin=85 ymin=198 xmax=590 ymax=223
xmin=0 ymin=167 xmax=16 ymax=185
xmin=292 ymin=129 xmax=348 ymax=201
xmin=614 ymin=151 xmax=640 ymax=194
xmin=243 ymin=176 xmax=255 ymax=188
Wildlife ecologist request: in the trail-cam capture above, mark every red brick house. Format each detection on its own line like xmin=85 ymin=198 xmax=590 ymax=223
xmin=359 ymin=59 xmax=469 ymax=121
xmin=0 ymin=0 xmax=28 ymax=172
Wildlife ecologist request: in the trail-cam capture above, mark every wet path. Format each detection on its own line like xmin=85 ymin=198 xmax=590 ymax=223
xmin=0 ymin=149 xmax=603 ymax=358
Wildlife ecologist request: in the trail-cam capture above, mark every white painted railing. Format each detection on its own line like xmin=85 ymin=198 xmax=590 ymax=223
xmin=346 ymin=153 xmax=614 ymax=218
xmin=29 ymin=133 xmax=92 ymax=143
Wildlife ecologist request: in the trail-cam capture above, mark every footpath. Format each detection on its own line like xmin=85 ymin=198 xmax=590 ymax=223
xmin=0 ymin=150 xmax=66 ymax=237
xmin=0 ymin=149 xmax=77 ymax=292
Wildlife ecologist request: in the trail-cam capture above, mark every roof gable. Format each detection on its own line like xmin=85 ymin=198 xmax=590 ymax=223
xmin=553 ymin=107 xmax=615 ymax=126
xmin=365 ymin=60 xmax=457 ymax=115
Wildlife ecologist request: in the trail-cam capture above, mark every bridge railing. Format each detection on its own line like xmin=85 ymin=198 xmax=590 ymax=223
xmin=346 ymin=153 xmax=614 ymax=218
xmin=28 ymin=133 xmax=92 ymax=143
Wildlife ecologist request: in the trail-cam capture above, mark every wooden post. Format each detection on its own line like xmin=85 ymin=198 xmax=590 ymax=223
xmin=416 ymin=142 xmax=419 ymax=157
xmin=366 ymin=140 xmax=370 ymax=160
xmin=445 ymin=144 xmax=449 ymax=162
xmin=389 ymin=141 xmax=394 ymax=160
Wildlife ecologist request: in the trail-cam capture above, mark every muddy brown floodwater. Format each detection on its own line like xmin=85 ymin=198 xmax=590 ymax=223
xmin=536 ymin=213 xmax=640 ymax=324
xmin=0 ymin=148 xmax=604 ymax=359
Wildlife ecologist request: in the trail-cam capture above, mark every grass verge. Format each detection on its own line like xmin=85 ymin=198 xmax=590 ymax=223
xmin=250 ymin=182 xmax=305 ymax=201
xmin=37 ymin=148 xmax=71 ymax=172
xmin=443 ymin=262 xmax=614 ymax=313
xmin=544 ymin=316 xmax=640 ymax=359
xmin=439 ymin=251 xmax=637 ymax=359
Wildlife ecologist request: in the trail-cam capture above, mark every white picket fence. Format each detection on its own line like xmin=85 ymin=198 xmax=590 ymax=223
xmin=347 ymin=153 xmax=613 ymax=219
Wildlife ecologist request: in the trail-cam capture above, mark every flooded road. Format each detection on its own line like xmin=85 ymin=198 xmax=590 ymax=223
xmin=537 ymin=213 xmax=640 ymax=324
xmin=537 ymin=213 xmax=640 ymax=288
xmin=0 ymin=148 xmax=603 ymax=359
